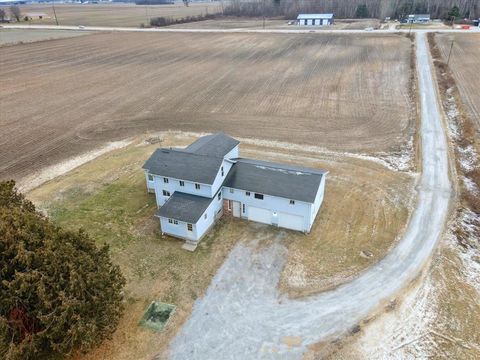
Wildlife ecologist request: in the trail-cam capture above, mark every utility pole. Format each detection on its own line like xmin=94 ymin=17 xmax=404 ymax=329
xmin=145 ymin=4 xmax=149 ymax=25
xmin=262 ymin=0 xmax=265 ymax=30
xmin=446 ymin=38 xmax=455 ymax=66
xmin=52 ymin=0 xmax=59 ymax=26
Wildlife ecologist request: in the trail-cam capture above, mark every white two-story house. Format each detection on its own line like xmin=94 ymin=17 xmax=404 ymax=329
xmin=143 ymin=133 xmax=327 ymax=250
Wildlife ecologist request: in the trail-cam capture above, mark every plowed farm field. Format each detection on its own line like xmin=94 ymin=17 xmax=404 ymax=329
xmin=436 ymin=33 xmax=480 ymax=129
xmin=0 ymin=32 xmax=414 ymax=181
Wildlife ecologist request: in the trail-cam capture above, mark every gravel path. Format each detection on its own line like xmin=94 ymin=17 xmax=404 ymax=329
xmin=167 ymin=32 xmax=452 ymax=359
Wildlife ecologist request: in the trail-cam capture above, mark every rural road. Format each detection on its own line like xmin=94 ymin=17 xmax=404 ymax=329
xmin=167 ymin=33 xmax=452 ymax=359
xmin=3 ymin=24 xmax=480 ymax=34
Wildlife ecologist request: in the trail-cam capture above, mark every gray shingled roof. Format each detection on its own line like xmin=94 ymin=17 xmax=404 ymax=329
xmin=156 ymin=192 xmax=213 ymax=223
xmin=223 ymin=158 xmax=327 ymax=203
xmin=142 ymin=149 xmax=222 ymax=184
xmin=184 ymin=133 xmax=239 ymax=157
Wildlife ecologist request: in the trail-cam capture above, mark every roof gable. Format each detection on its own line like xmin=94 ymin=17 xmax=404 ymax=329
xmin=156 ymin=192 xmax=213 ymax=223
xmin=143 ymin=149 xmax=223 ymax=185
xmin=184 ymin=133 xmax=239 ymax=158
xmin=297 ymin=13 xmax=334 ymax=20
xmin=224 ymin=158 xmax=327 ymax=203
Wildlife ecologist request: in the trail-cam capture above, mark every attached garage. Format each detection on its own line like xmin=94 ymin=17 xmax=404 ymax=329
xmin=278 ymin=212 xmax=304 ymax=232
xmin=248 ymin=206 xmax=272 ymax=225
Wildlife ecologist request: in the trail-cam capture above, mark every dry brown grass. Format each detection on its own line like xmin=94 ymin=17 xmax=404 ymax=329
xmin=267 ymin=148 xmax=415 ymax=297
xmin=27 ymin=132 xmax=414 ymax=359
xmin=0 ymin=32 xmax=414 ymax=182
xmin=9 ymin=3 xmax=222 ymax=27
xmin=0 ymin=28 xmax=93 ymax=46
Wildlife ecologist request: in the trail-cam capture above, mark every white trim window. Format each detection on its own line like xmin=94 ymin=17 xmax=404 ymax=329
xmin=179 ymin=180 xmax=185 ymax=187
xmin=195 ymin=183 xmax=201 ymax=190
xmin=163 ymin=190 xmax=171 ymax=196
xmin=148 ymin=174 xmax=154 ymax=181
xmin=164 ymin=177 xmax=169 ymax=183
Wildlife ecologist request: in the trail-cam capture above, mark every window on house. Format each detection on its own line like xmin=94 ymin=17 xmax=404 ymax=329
xmin=290 ymin=200 xmax=295 ymax=205
xmin=221 ymin=166 xmax=224 ymax=176
xmin=195 ymin=183 xmax=201 ymax=190
xmin=242 ymin=204 xmax=245 ymax=213
xmin=218 ymin=192 xmax=221 ymax=200
xmin=168 ymin=219 xmax=173 ymax=224
xmin=179 ymin=180 xmax=184 ymax=187
xmin=162 ymin=190 xmax=170 ymax=196
xmin=148 ymin=174 xmax=153 ymax=181
xmin=187 ymin=223 xmax=193 ymax=231
xmin=164 ymin=177 xmax=169 ymax=183
xmin=204 ymin=213 xmax=207 ymax=219
xmin=174 ymin=220 xmax=178 ymax=225
xmin=229 ymin=188 xmax=234 ymax=194
xmin=254 ymin=193 xmax=264 ymax=200
xmin=246 ymin=191 xmax=250 ymax=196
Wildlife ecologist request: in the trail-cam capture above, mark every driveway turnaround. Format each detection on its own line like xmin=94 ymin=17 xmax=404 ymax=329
xmin=167 ymin=32 xmax=452 ymax=359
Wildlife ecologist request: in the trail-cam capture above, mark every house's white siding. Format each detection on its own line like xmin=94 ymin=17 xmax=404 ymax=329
xmin=223 ymin=186 xmax=313 ymax=232
xmin=159 ymin=191 xmax=223 ymax=241
xmin=211 ymin=159 xmax=234 ymax=195
xmin=159 ymin=217 xmax=198 ymax=241
xmin=145 ymin=170 xmax=155 ymax=193
xmin=224 ymin=145 xmax=239 ymax=160
xmin=152 ymin=175 xmax=212 ymax=206
xmin=309 ymin=175 xmax=327 ymax=230
xmin=195 ymin=191 xmax=224 ymax=239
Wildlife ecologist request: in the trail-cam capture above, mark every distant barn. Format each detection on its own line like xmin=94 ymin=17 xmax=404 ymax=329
xmin=407 ymin=14 xmax=431 ymax=23
xmin=297 ymin=14 xmax=334 ymax=26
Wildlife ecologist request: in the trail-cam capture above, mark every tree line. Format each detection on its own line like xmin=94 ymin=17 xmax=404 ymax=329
xmin=224 ymin=0 xmax=480 ymax=20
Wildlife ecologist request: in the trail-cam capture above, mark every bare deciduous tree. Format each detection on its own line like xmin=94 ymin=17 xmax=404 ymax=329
xmin=9 ymin=5 xmax=21 ymax=22
xmin=224 ymin=0 xmax=480 ymax=20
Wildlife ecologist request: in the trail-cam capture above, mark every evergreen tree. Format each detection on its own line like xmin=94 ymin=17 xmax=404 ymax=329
xmin=0 ymin=181 xmax=125 ymax=360
xmin=355 ymin=4 xmax=369 ymax=18
xmin=448 ymin=5 xmax=461 ymax=20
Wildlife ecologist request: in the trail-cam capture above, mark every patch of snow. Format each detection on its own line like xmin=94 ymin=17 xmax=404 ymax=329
xmin=146 ymin=130 xmax=415 ymax=173
xmin=239 ymin=136 xmax=415 ymax=173
xmin=447 ymin=209 xmax=480 ymax=295
xmin=18 ymin=140 xmax=132 ymax=193
xmin=445 ymin=87 xmax=461 ymax=141
xmin=462 ymin=177 xmax=479 ymax=195
xmin=355 ymin=275 xmax=439 ymax=359
xmin=457 ymin=145 xmax=478 ymax=173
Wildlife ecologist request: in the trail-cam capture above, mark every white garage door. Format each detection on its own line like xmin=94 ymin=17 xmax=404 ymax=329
xmin=278 ymin=212 xmax=304 ymax=231
xmin=248 ymin=207 xmax=272 ymax=225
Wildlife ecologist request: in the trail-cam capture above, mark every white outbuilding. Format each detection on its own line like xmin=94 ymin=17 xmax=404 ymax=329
xmin=297 ymin=13 xmax=334 ymax=26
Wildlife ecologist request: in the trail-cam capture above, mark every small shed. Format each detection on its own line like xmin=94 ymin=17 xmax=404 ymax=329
xmin=297 ymin=14 xmax=334 ymax=26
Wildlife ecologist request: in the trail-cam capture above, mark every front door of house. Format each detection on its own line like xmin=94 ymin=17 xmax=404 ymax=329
xmin=232 ymin=201 xmax=241 ymax=217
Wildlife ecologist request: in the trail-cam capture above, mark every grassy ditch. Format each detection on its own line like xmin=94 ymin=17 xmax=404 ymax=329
xmin=428 ymin=32 xmax=480 ymax=247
